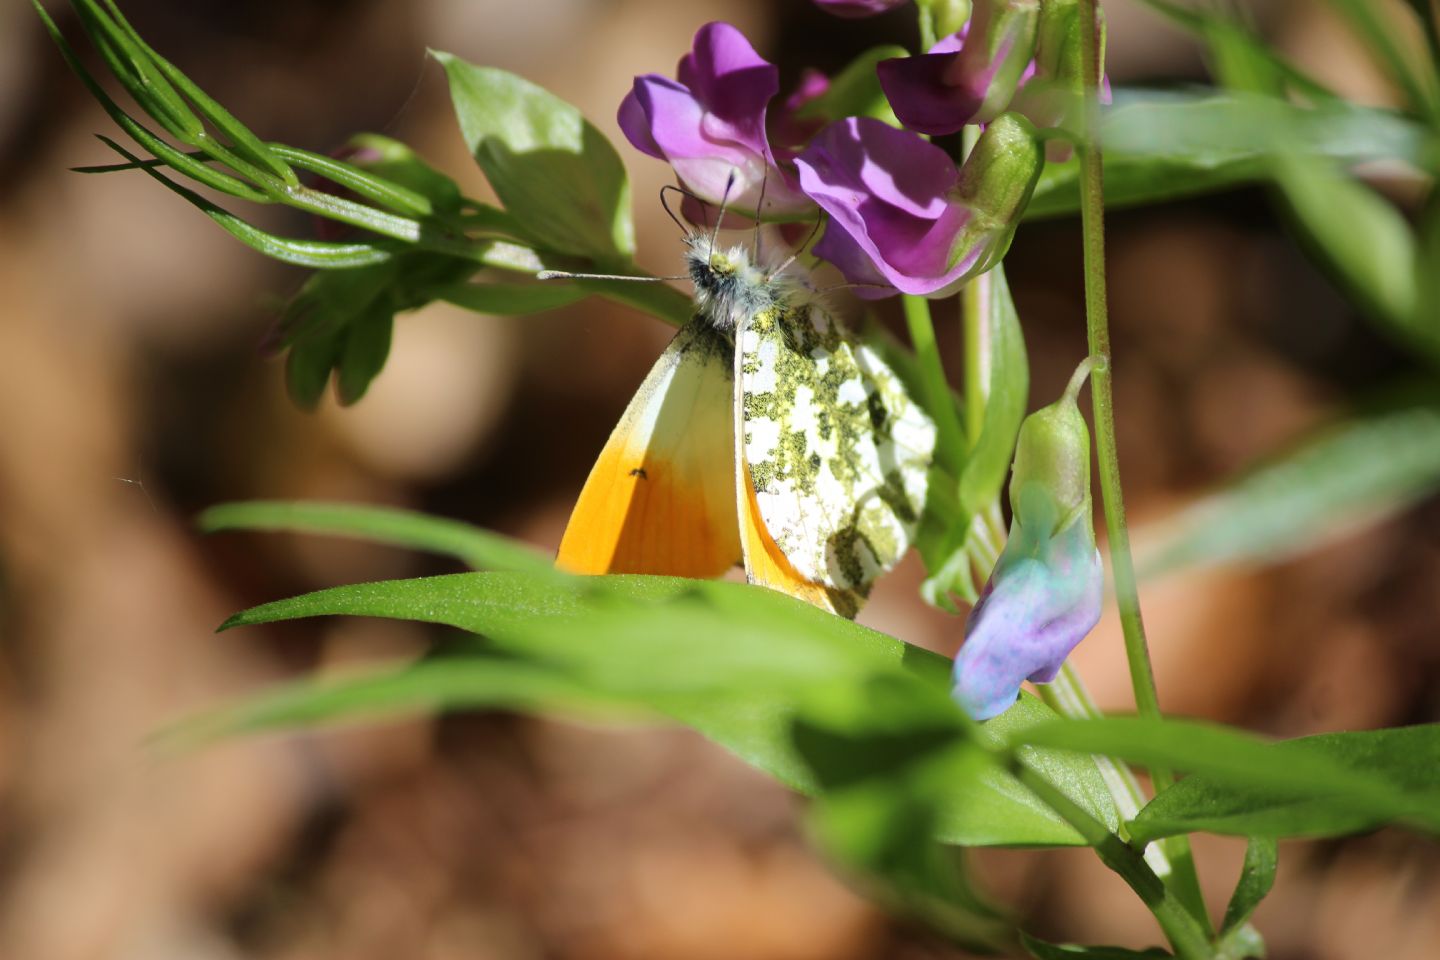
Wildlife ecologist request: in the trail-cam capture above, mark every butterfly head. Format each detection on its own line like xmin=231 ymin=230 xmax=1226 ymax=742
xmin=684 ymin=233 xmax=780 ymax=335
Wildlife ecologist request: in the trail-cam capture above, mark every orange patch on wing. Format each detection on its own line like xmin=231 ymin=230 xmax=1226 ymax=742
xmin=558 ymin=441 xmax=740 ymax=578
xmin=557 ymin=323 xmax=741 ymax=579
xmin=739 ymin=462 xmax=862 ymax=619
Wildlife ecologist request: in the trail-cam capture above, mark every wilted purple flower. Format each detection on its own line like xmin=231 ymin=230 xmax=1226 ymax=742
xmin=812 ymin=0 xmax=909 ymax=17
xmin=618 ymin=22 xmax=812 ymax=217
xmin=877 ymin=0 xmax=1040 ymax=136
xmin=952 ymin=360 xmax=1103 ymax=721
xmin=795 ymin=114 xmax=1041 ymax=297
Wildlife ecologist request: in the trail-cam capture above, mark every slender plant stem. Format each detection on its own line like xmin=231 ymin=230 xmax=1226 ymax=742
xmin=903 ymin=295 xmax=968 ymax=477
xmin=1011 ymin=761 xmax=1212 ymax=960
xmin=1074 ymin=0 xmax=1212 ymax=935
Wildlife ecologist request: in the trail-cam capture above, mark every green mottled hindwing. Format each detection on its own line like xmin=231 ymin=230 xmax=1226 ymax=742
xmin=738 ymin=294 xmax=936 ymax=590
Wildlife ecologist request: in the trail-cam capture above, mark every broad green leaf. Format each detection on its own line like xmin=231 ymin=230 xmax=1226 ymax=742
xmin=215 ymin=571 xmax=1117 ymax=846
xmin=1009 ymin=718 xmax=1440 ymax=840
xmin=436 ymin=53 xmax=635 ymax=261
xmin=1020 ymin=933 xmax=1171 ymax=960
xmin=796 ymin=679 xmax=1015 ymax=950
xmin=198 ymin=500 xmax=551 ymax=573
xmin=1220 ymin=838 xmax=1277 ymax=936
xmin=1134 ymin=401 xmax=1440 ymax=578
xmin=1027 ymin=91 xmax=1435 ymax=219
xmin=1272 ymin=154 xmax=1419 ymax=340
xmin=1128 ymin=725 xmax=1440 ymax=842
xmin=958 ymin=264 xmax=1029 ymax=516
xmin=793 ymin=45 xmax=908 ymax=128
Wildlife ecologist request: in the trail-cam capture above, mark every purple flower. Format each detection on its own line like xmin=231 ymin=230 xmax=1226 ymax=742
xmin=795 ymin=114 xmax=1041 ymax=297
xmin=813 ymin=0 xmax=909 ymax=17
xmin=618 ymin=22 xmax=812 ymax=217
xmin=952 ymin=500 xmax=1103 ymax=719
xmin=877 ymin=1 xmax=1040 ymax=136
xmin=951 ymin=360 xmax=1103 ymax=721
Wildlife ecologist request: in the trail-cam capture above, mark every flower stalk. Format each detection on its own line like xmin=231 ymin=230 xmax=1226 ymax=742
xmin=1072 ymin=0 xmax=1212 ymax=938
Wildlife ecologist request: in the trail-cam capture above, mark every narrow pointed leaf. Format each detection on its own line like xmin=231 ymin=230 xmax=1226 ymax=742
xmin=1220 ymin=838 xmax=1277 ymax=935
xmin=95 ymin=0 xmax=298 ymax=183
xmin=1127 ymin=725 xmax=1440 ymax=842
xmin=99 ymin=137 xmax=393 ymax=268
xmin=199 ymin=500 xmax=552 ymax=573
xmin=1134 ymin=400 xmax=1440 ymax=577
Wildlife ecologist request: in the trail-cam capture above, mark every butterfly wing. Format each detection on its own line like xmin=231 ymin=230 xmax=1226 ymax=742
xmin=738 ymin=456 xmax=863 ymax=618
xmin=738 ymin=297 xmax=936 ymax=593
xmin=557 ymin=320 xmax=742 ymax=577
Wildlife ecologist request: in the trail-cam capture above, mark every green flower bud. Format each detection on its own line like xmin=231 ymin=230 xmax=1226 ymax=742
xmin=918 ymin=0 xmax=975 ymax=39
xmin=1008 ymin=356 xmax=1100 ymax=536
xmin=951 ymin=112 xmax=1044 ymax=273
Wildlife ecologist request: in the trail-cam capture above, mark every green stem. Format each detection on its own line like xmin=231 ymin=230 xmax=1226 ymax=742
xmin=1011 ymin=761 xmax=1212 ymax=960
xmin=903 ymin=295 xmax=968 ymax=478
xmin=1074 ymin=0 xmax=1212 ymax=936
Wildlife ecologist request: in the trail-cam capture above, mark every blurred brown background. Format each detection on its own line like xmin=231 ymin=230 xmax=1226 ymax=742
xmin=1 ymin=1 xmax=1437 ymax=958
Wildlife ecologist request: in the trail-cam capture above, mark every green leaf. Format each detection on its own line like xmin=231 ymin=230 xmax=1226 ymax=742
xmin=1220 ymin=838 xmax=1277 ymax=936
xmin=93 ymin=0 xmax=297 ymax=184
xmin=98 ymin=136 xmax=393 ymax=268
xmin=436 ymin=53 xmax=635 ymax=261
xmin=793 ymin=676 xmax=1016 ymax=951
xmin=1128 ymin=725 xmax=1440 ymax=843
xmin=1009 ymin=718 xmax=1440 ymax=840
xmin=284 ymin=328 xmax=343 ymax=409
xmin=1318 ymin=0 xmax=1440 ymax=120
xmin=1134 ymin=400 xmax=1440 ymax=578
xmin=198 ymin=500 xmax=552 ymax=573
xmin=1027 ymin=91 xmax=1436 ymax=219
xmin=958 ymin=264 xmax=1028 ymax=516
xmin=793 ymin=45 xmax=908 ymax=128
xmin=335 ymin=304 xmax=394 ymax=405
xmin=166 ymin=650 xmax=641 ymax=748
xmin=1273 ymin=154 xmax=1420 ymax=339
xmin=341 ymin=134 xmax=463 ymax=213
xmin=1020 ymin=933 xmax=1172 ymax=959
xmin=214 ymin=571 xmax=1116 ymax=846
xmin=276 ymin=141 xmax=441 ymax=219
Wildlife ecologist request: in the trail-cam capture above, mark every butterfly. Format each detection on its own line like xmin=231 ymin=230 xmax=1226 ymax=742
xmin=551 ymin=228 xmax=937 ymax=618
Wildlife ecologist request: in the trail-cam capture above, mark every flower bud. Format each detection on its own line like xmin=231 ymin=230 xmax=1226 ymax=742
xmin=877 ymin=0 xmax=1040 ymax=135
xmin=951 ymin=357 xmax=1103 ymax=720
xmin=918 ymin=0 xmax=974 ymax=38
xmin=948 ymin=112 xmax=1044 ymax=277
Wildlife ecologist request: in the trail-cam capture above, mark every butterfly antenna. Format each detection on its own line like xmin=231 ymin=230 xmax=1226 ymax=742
xmin=658 ymin=185 xmax=692 ymax=237
xmin=709 ymin=170 xmax=738 ymax=255
xmin=770 ymin=213 xmax=826 ymax=278
xmin=752 ymin=166 xmax=769 ymax=263
xmin=537 ymin=270 xmax=687 ymax=282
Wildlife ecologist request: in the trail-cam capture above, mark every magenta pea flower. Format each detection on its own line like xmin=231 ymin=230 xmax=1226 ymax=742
xmin=877 ymin=0 xmax=1041 ymax=136
xmin=795 ymin=113 xmax=1042 ymax=297
xmin=952 ymin=360 xmax=1104 ymax=721
xmin=812 ymin=0 xmax=910 ymax=17
xmin=617 ymin=22 xmax=813 ymax=218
